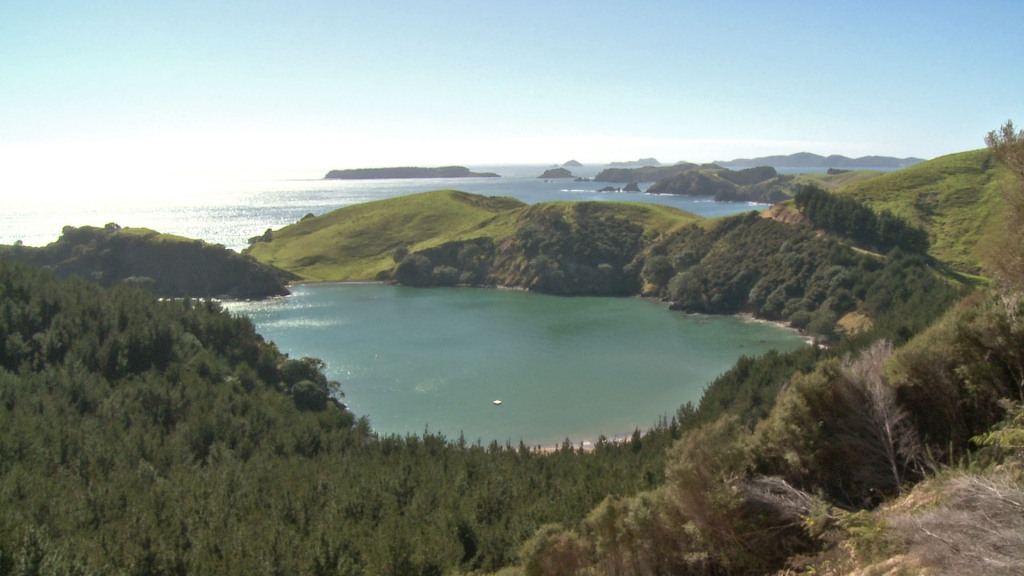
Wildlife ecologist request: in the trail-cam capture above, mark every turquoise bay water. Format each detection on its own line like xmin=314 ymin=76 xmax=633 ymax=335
xmin=6 ymin=167 xmax=798 ymax=446
xmin=226 ymin=284 xmax=807 ymax=447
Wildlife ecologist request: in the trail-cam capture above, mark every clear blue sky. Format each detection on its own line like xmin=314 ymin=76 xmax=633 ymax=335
xmin=2 ymin=0 xmax=1022 ymax=189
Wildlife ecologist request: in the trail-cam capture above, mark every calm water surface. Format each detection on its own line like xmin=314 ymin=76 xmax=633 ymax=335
xmin=226 ymin=284 xmax=807 ymax=447
xmin=1 ymin=166 xmax=768 ymax=250
xmin=7 ymin=167 xmax=797 ymax=445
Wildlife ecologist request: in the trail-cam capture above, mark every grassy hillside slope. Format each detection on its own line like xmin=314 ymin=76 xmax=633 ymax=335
xmin=244 ymin=190 xmax=527 ymax=281
xmin=792 ymin=168 xmax=885 ymax=189
xmin=838 ymin=149 xmax=1008 ymax=274
xmin=244 ymin=190 xmax=702 ymax=282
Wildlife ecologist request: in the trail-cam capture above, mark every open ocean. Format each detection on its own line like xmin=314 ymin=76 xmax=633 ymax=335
xmin=0 ymin=165 xmax=769 ymax=251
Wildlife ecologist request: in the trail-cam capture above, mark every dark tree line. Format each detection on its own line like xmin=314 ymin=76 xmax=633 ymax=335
xmin=641 ymin=212 xmax=959 ymax=343
xmin=794 ymin=184 xmax=931 ymax=254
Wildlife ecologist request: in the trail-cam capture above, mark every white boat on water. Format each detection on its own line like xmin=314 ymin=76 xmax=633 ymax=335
xmin=492 ymin=400 xmax=502 ymax=405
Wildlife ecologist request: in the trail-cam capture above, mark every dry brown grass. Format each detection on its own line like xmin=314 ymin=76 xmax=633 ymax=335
xmin=887 ymin=467 xmax=1024 ymax=576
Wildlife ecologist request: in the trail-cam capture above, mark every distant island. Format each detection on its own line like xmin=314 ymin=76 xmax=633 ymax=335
xmin=538 ymin=167 xmax=575 ymax=179
xmin=594 ymin=163 xmax=697 ymax=183
xmin=606 ymin=158 xmax=661 ymax=168
xmin=562 ymin=159 xmax=583 ymax=168
xmin=324 ymin=166 xmax=500 ymax=180
xmin=717 ymin=152 xmax=925 ymax=171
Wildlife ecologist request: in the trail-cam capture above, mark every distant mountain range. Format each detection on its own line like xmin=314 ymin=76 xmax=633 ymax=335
xmin=716 ymin=152 xmax=925 ymax=171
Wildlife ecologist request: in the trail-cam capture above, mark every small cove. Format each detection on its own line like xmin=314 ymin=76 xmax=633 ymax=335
xmin=226 ymin=283 xmax=808 ymax=447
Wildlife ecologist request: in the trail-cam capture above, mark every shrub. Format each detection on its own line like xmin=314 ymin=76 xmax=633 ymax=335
xmin=394 ymin=254 xmax=433 ymax=286
xmin=292 ymin=380 xmax=328 ymax=412
xmin=519 ymin=525 xmax=588 ymax=576
xmin=431 ymin=265 xmax=461 ymax=285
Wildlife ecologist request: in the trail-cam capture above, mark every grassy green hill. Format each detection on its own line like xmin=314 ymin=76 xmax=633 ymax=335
xmin=791 ymin=168 xmax=885 ymax=189
xmin=244 ymin=190 xmax=528 ymax=281
xmin=244 ymin=190 xmax=703 ymax=282
xmin=836 ymin=149 xmax=1009 ymax=274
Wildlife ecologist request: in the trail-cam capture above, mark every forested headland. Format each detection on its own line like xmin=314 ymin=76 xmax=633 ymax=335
xmin=3 ymin=125 xmax=1024 ymax=575
xmin=0 ymin=223 xmax=294 ymax=299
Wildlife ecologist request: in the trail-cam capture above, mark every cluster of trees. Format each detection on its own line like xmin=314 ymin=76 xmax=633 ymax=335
xmin=503 ymin=203 xmax=646 ymax=295
xmin=793 ymin=184 xmax=931 ymax=254
xmin=393 ymin=238 xmax=497 ymax=287
xmin=641 ymin=211 xmax=960 ymax=341
xmin=0 ymin=259 xmax=679 ymax=575
xmin=1 ymin=245 xmax=1017 ymax=575
xmin=985 ymin=120 xmax=1024 ymax=289
xmin=393 ymin=203 xmax=647 ymax=296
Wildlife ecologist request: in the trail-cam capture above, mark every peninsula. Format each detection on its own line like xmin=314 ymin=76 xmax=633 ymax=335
xmin=0 ymin=223 xmax=294 ymax=299
xmin=323 ymin=166 xmax=500 ymax=180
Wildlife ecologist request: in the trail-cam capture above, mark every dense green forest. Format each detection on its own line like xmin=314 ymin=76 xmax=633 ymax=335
xmin=0 ymin=260 xmax=675 ymax=575
xmin=3 ymin=256 xmax=1018 ymax=575
xmin=3 ymin=128 xmax=1024 ymax=575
